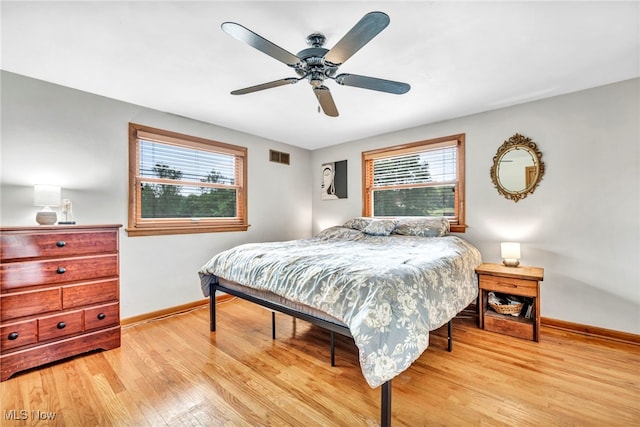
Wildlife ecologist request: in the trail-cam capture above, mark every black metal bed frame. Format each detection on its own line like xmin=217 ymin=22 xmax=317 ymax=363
xmin=209 ymin=282 xmax=453 ymax=427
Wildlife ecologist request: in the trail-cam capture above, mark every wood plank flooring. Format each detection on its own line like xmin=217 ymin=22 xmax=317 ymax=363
xmin=1 ymin=298 xmax=639 ymax=426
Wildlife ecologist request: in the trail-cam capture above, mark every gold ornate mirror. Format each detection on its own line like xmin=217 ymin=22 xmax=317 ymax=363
xmin=490 ymin=133 xmax=545 ymax=202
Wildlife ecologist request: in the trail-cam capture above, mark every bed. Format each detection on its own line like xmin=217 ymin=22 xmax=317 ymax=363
xmin=199 ymin=217 xmax=482 ymax=426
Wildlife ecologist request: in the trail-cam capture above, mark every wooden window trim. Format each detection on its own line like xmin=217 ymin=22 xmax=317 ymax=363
xmin=127 ymin=123 xmax=248 ymax=237
xmin=362 ymin=134 xmax=466 ymax=232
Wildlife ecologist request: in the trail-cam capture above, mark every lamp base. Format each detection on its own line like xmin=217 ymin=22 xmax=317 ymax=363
xmin=502 ymin=259 xmax=520 ymax=267
xmin=36 ymin=211 xmax=57 ymax=225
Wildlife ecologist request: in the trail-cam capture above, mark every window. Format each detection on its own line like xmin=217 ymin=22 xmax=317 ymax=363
xmin=127 ymin=123 xmax=248 ymax=236
xmin=362 ymin=134 xmax=466 ymax=232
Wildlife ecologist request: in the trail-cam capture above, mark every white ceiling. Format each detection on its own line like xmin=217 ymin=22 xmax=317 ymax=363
xmin=2 ymin=1 xmax=639 ymax=150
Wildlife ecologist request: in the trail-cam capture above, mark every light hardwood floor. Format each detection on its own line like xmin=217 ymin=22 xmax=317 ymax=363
xmin=1 ymin=298 xmax=639 ymax=426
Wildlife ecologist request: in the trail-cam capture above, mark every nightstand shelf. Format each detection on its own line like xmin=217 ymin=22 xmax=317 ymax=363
xmin=476 ymin=263 xmax=544 ymax=341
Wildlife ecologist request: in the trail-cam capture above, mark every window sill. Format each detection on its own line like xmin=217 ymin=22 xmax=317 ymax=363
xmin=126 ymin=224 xmax=249 ymax=237
xmin=450 ymin=224 xmax=467 ymax=233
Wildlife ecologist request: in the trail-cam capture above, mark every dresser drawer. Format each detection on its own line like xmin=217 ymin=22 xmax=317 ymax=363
xmin=0 ymin=230 xmax=117 ymax=261
xmin=38 ymin=310 xmax=83 ymax=341
xmin=0 ymin=288 xmax=61 ymax=321
xmin=479 ymin=275 xmax=538 ymax=297
xmin=63 ymin=279 xmax=119 ymax=309
xmin=1 ymin=319 xmax=37 ymax=351
xmin=1 ymin=254 xmax=118 ymax=290
xmin=84 ymin=303 xmax=119 ymax=331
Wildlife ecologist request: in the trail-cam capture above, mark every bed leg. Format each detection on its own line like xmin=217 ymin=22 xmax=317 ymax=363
xmin=330 ymin=331 xmax=335 ymax=367
xmin=210 ymin=290 xmax=216 ymax=332
xmin=272 ymin=312 xmax=276 ymax=340
xmin=381 ymin=380 xmax=391 ymax=427
xmin=447 ymin=320 xmax=453 ymax=352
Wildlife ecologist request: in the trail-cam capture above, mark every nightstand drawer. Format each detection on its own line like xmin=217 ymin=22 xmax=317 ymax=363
xmin=1 ymin=254 xmax=118 ymax=290
xmin=0 ymin=230 xmax=117 ymax=261
xmin=0 ymin=288 xmax=61 ymax=321
xmin=38 ymin=310 xmax=83 ymax=341
xmin=84 ymin=303 xmax=119 ymax=331
xmin=1 ymin=320 xmax=37 ymax=351
xmin=479 ymin=275 xmax=537 ymax=297
xmin=63 ymin=279 xmax=119 ymax=309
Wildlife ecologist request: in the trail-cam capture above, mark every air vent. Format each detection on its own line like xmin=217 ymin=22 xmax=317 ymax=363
xmin=270 ymin=149 xmax=290 ymax=165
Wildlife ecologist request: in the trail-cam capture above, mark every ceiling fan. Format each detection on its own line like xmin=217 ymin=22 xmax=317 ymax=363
xmin=221 ymin=11 xmax=410 ymax=117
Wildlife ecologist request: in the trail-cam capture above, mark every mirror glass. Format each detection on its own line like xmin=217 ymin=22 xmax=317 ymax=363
xmin=497 ymin=148 xmax=536 ymax=192
xmin=490 ymin=134 xmax=544 ymax=202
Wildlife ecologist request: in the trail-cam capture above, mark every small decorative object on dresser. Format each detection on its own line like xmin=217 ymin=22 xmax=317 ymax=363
xmin=59 ymin=199 xmax=76 ymax=224
xmin=0 ymin=224 xmax=122 ymax=381
xmin=476 ymin=262 xmax=544 ymax=341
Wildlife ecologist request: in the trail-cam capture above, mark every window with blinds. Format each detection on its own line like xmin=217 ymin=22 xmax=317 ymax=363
xmin=362 ymin=134 xmax=466 ymax=232
xmin=127 ymin=123 xmax=248 ymax=236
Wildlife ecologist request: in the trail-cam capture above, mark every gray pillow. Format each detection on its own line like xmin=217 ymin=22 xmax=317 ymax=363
xmin=343 ymin=217 xmax=398 ymax=236
xmin=393 ymin=217 xmax=450 ymax=237
xmin=362 ymin=219 xmax=397 ymax=236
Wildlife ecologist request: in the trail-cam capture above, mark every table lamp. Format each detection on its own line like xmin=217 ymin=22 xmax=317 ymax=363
xmin=501 ymin=242 xmax=521 ymax=267
xmin=34 ymin=184 xmax=61 ymax=225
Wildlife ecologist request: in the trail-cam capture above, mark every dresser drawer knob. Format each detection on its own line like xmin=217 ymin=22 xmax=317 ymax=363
xmin=8 ymin=332 xmax=19 ymax=340
xmin=97 ymin=313 xmax=106 ymax=320
xmin=56 ymin=267 xmax=66 ymax=274
xmin=56 ymin=240 xmax=66 ymax=247
xmin=57 ymin=322 xmax=66 ymax=329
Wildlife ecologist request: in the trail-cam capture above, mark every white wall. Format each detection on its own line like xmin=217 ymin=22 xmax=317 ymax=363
xmin=311 ymin=78 xmax=640 ymax=335
xmin=1 ymin=71 xmax=312 ymax=318
xmin=2 ymin=72 xmax=638 ymax=335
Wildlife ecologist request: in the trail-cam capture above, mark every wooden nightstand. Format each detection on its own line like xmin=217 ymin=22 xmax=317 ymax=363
xmin=476 ymin=263 xmax=544 ymax=341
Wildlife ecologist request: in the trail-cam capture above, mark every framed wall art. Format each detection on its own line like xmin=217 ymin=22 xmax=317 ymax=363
xmin=321 ymin=160 xmax=347 ymax=200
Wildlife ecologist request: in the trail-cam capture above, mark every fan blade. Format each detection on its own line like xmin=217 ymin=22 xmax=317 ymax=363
xmin=221 ymin=22 xmax=301 ymax=67
xmin=231 ymin=78 xmax=299 ymax=95
xmin=313 ymin=86 xmax=339 ymax=117
xmin=335 ymin=73 xmax=410 ymax=94
xmin=324 ymin=12 xmax=390 ymax=66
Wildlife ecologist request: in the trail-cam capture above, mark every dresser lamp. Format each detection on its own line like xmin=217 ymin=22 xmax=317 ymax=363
xmin=501 ymin=242 xmax=521 ymax=267
xmin=34 ymin=184 xmax=61 ymax=225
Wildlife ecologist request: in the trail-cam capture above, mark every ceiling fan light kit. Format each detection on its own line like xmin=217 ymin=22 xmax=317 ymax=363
xmin=221 ymin=11 xmax=410 ymax=117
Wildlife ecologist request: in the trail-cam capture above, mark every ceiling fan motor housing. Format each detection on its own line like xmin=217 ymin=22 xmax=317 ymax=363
xmin=295 ymin=41 xmax=338 ymax=86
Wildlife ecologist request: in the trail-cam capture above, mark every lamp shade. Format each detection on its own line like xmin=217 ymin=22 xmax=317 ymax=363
xmin=501 ymin=242 xmax=521 ymax=267
xmin=34 ymin=185 xmax=61 ymax=207
xmin=501 ymin=242 xmax=521 ymax=259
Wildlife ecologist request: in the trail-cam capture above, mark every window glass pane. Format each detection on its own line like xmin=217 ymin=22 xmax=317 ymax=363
xmin=373 ymin=147 xmax=456 ymax=187
xmin=140 ymin=140 xmax=235 ymax=185
xmin=362 ymin=134 xmax=465 ymax=230
xmin=128 ymin=123 xmax=248 ymax=236
xmin=373 ymin=185 xmax=456 ymax=217
xmin=140 ymin=182 xmax=237 ymax=218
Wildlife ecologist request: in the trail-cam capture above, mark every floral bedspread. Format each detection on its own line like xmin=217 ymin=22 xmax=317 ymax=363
xmin=199 ymin=226 xmax=482 ymax=388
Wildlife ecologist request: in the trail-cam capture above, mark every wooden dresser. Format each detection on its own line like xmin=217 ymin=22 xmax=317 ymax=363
xmin=0 ymin=224 xmax=122 ymax=381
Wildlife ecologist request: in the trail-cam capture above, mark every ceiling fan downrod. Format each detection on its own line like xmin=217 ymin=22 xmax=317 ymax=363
xmin=306 ymin=33 xmax=326 ymax=48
